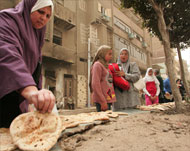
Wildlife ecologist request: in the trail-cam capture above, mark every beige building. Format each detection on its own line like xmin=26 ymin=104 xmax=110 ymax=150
xmin=113 ymin=0 xmax=152 ymax=75
xmin=1 ymin=0 xmax=169 ymax=108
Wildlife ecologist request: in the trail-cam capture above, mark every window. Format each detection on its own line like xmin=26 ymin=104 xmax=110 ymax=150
xmin=105 ymin=9 xmax=111 ymax=17
xmin=79 ymin=0 xmax=86 ymax=12
xmin=130 ymin=45 xmax=135 ymax=57
xmin=136 ymin=34 xmax=143 ymax=42
xmin=53 ymin=28 xmax=62 ymax=45
xmin=114 ymin=17 xmax=131 ymax=33
xmin=98 ymin=2 xmax=101 ymax=12
xmin=101 ymin=6 xmax=105 ymax=14
xmin=98 ymin=2 xmax=111 ymax=17
xmin=80 ymin=58 xmax=87 ymax=62
xmin=125 ymin=26 xmax=131 ymax=33
xmin=45 ymin=70 xmax=55 ymax=79
xmin=142 ymin=53 xmax=147 ymax=63
xmin=53 ymin=36 xmax=62 ymax=45
xmin=114 ymin=35 xmax=131 ymax=52
xmin=130 ymin=44 xmax=147 ymax=64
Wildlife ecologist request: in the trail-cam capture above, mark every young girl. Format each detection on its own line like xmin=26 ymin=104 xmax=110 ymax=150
xmin=90 ymin=45 xmax=116 ymax=112
xmin=143 ymin=68 xmax=160 ymax=106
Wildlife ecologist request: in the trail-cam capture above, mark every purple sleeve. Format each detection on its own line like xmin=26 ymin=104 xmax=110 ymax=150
xmin=0 ymin=41 xmax=36 ymax=99
xmin=91 ymin=62 xmax=107 ymax=104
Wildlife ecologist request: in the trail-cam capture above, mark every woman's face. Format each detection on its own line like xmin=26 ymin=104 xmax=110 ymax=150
xmin=177 ymin=80 xmax=180 ymax=84
xmin=30 ymin=6 xmax=51 ymax=29
xmin=148 ymin=69 xmax=153 ymax=76
xmin=120 ymin=50 xmax=128 ymax=63
xmin=105 ymin=49 xmax=112 ymax=63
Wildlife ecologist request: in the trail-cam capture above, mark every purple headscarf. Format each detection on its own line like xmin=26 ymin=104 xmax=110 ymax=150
xmin=0 ymin=0 xmax=49 ymax=99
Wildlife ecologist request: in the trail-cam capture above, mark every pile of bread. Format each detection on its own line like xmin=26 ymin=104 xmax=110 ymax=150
xmin=138 ymin=102 xmax=175 ymax=111
xmin=0 ymin=111 xmax=127 ymax=151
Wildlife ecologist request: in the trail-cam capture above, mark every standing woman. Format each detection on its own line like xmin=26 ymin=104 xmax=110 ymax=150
xmin=143 ymin=68 xmax=160 ymax=105
xmin=90 ymin=45 xmax=116 ymax=112
xmin=114 ymin=48 xmax=141 ymax=110
xmin=0 ymin=0 xmax=55 ymax=128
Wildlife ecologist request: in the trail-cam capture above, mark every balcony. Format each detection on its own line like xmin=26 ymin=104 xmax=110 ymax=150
xmin=42 ymin=42 xmax=75 ymax=64
xmin=128 ymin=33 xmax=135 ymax=40
xmin=142 ymin=42 xmax=148 ymax=48
xmin=100 ymin=13 xmax=110 ymax=22
xmin=54 ymin=2 xmax=76 ymax=30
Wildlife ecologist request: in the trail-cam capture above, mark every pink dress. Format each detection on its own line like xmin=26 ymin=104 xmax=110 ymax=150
xmin=91 ymin=61 xmax=116 ymax=105
xmin=145 ymin=81 xmax=159 ymax=105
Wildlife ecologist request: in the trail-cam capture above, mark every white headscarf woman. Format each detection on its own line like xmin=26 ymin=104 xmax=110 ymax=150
xmin=31 ymin=0 xmax=54 ymax=13
xmin=143 ymin=68 xmax=160 ymax=97
xmin=144 ymin=68 xmax=160 ymax=84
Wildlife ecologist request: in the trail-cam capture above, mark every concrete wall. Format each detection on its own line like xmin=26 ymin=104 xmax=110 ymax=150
xmin=0 ymin=0 xmax=14 ymax=10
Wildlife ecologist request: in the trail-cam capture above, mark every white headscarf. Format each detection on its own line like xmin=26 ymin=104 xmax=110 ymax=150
xmin=144 ymin=68 xmax=159 ymax=85
xmin=31 ymin=0 xmax=54 ymax=13
xmin=117 ymin=48 xmax=130 ymax=73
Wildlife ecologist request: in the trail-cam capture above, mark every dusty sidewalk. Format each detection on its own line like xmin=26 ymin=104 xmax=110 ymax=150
xmin=58 ymin=110 xmax=190 ymax=151
xmin=58 ymin=107 xmax=97 ymax=115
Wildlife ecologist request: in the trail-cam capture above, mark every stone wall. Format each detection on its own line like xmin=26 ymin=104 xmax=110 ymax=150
xmin=77 ymin=75 xmax=87 ymax=108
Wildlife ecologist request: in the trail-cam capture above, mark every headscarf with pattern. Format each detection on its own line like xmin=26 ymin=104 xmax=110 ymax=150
xmin=117 ymin=48 xmax=130 ymax=73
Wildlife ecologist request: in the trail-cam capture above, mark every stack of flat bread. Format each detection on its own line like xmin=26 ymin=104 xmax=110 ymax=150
xmin=0 ymin=128 xmax=17 ymax=151
xmin=9 ymin=111 xmax=63 ymax=151
xmin=59 ymin=112 xmax=110 ymax=128
xmin=59 ymin=111 xmax=128 ymax=129
xmin=0 ymin=110 xmax=128 ymax=151
xmin=138 ymin=102 xmax=175 ymax=111
xmin=59 ymin=115 xmax=80 ymax=129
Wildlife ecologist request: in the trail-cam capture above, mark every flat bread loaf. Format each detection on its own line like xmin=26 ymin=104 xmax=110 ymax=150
xmin=59 ymin=115 xmax=80 ymax=129
xmin=59 ymin=112 xmax=110 ymax=128
xmin=10 ymin=112 xmax=62 ymax=151
xmin=0 ymin=128 xmax=17 ymax=151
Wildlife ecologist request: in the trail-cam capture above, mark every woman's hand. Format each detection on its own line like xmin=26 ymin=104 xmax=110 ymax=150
xmin=150 ymin=96 xmax=157 ymax=101
xmin=115 ymin=70 xmax=125 ymax=77
xmin=101 ymin=102 xmax=108 ymax=111
xmin=20 ymin=86 xmax=55 ymax=113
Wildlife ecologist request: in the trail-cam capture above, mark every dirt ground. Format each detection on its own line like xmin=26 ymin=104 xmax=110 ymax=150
xmin=58 ymin=106 xmax=190 ymax=151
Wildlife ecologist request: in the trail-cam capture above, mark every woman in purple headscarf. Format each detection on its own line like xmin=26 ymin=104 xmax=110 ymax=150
xmin=0 ymin=0 xmax=55 ymax=128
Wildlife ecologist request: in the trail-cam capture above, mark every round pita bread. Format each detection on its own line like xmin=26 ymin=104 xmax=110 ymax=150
xmin=0 ymin=128 xmax=17 ymax=151
xmin=59 ymin=112 xmax=109 ymax=127
xmin=10 ymin=112 xmax=62 ymax=151
xmin=88 ymin=112 xmax=110 ymax=121
xmin=59 ymin=115 xmax=79 ymax=129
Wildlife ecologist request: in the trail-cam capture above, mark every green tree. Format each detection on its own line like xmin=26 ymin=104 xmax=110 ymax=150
xmin=168 ymin=1 xmax=190 ymax=99
xmin=121 ymin=0 xmax=190 ymax=111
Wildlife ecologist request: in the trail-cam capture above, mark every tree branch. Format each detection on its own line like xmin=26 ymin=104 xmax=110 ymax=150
xmin=167 ymin=17 xmax=174 ymax=30
xmin=148 ymin=0 xmax=164 ymax=16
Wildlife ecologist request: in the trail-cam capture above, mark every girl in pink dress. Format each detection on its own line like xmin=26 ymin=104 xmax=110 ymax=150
xmin=89 ymin=45 xmax=116 ymax=112
xmin=143 ymin=68 xmax=160 ymax=106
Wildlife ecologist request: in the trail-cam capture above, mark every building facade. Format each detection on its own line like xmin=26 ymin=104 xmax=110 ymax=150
xmin=113 ymin=0 xmax=152 ymax=75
